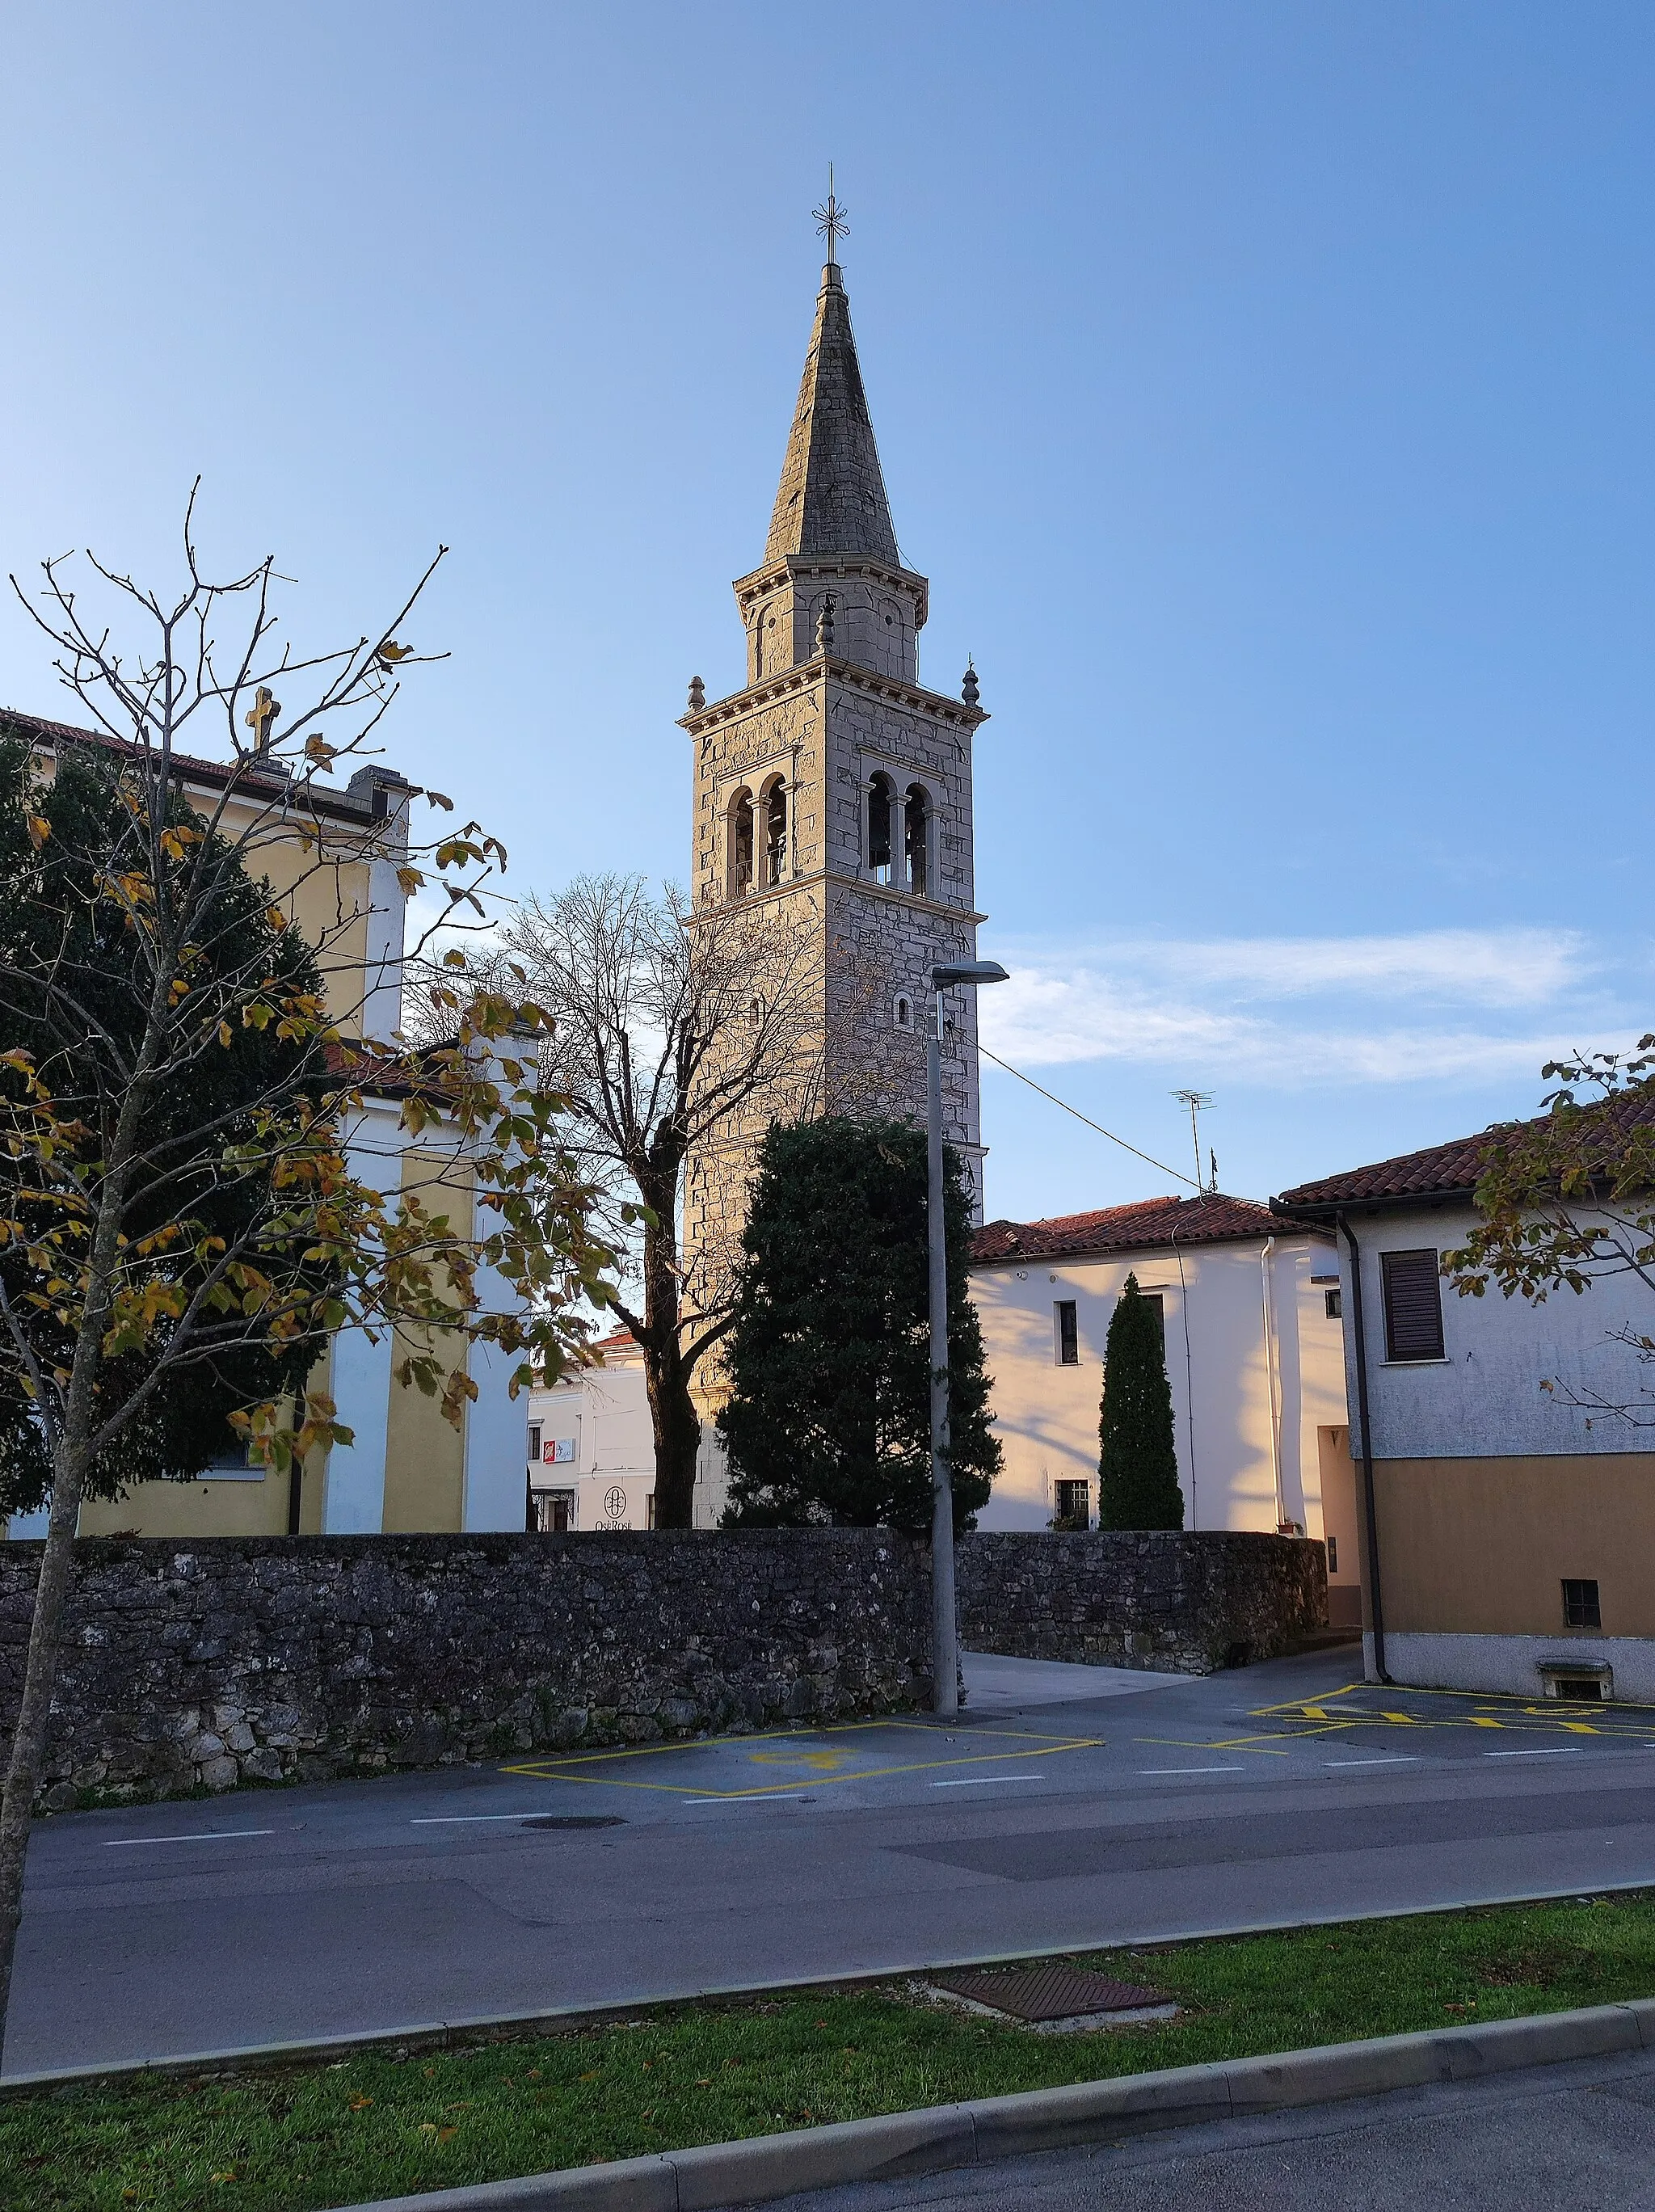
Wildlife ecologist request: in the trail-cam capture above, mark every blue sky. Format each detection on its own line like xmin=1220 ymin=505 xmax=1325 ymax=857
xmin=2 ymin=2 xmax=1651 ymax=1221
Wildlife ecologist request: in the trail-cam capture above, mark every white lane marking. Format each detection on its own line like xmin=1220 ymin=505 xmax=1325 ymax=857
xmin=1325 ymin=1757 xmax=1421 ymax=1767
xmin=1486 ymin=1746 xmax=1586 ymax=1758
xmin=1139 ymin=1766 xmax=1246 ymax=1776
xmin=931 ymin=1775 xmax=1038 ymax=1788
xmin=684 ymin=1795 xmax=808 ymax=1805
xmin=411 ymin=1812 xmax=557 ymax=1824
xmin=103 ymin=1829 xmax=275 ymax=1847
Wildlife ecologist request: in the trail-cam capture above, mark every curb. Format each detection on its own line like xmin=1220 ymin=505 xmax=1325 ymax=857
xmin=338 ymin=1999 xmax=1655 ymax=2212
xmin=8 ymin=1877 xmax=1653 ymax=2098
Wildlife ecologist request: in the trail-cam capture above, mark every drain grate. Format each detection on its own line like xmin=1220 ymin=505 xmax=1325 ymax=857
xmin=520 ymin=1814 xmax=628 ymax=1830
xmin=930 ymin=1963 xmax=1172 ymax=2022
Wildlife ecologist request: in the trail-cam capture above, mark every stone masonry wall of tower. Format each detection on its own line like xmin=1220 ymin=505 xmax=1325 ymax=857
xmin=680 ymin=256 xmax=991 ymax=1350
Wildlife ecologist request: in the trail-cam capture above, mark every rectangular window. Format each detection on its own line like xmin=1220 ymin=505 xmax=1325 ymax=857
xmin=1055 ymin=1300 xmax=1079 ymax=1366
xmin=527 ymin=1422 xmax=542 ymax=1466
xmin=1563 ymin=1578 xmax=1602 ymax=1629
xmin=1324 ymin=1287 xmax=1342 ymax=1320
xmin=1053 ymin=1478 xmax=1090 ymax=1530
xmin=1380 ymin=1248 xmax=1445 ymax=1362
xmin=1326 ymin=1535 xmax=1339 ymax=1575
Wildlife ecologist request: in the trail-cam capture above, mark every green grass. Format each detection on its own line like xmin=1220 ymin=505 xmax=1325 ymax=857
xmin=9 ymin=1891 xmax=1655 ymax=2212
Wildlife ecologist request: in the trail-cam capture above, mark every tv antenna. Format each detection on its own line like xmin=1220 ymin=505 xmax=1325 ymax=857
xmin=1172 ymin=1089 xmax=1214 ymax=1193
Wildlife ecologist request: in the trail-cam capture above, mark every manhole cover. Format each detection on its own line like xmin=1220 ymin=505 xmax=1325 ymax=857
xmin=520 ymin=1814 xmax=627 ymax=1830
xmin=930 ymin=1964 xmax=1172 ymax=2022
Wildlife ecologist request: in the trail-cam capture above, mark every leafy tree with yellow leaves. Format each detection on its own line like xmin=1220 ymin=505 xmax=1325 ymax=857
xmin=0 ymin=502 xmax=617 ymax=2059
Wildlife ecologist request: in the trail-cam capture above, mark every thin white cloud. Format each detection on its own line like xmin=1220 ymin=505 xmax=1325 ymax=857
xmin=1143 ymin=927 xmax=1594 ymax=1006
xmin=977 ymin=929 xmax=1637 ymax=1090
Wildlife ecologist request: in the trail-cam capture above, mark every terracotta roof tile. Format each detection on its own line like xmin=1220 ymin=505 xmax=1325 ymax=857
xmin=1273 ymin=1089 xmax=1655 ymax=1214
xmin=972 ymin=1191 xmax=1289 ymax=1266
xmin=2 ymin=705 xmax=386 ymax=827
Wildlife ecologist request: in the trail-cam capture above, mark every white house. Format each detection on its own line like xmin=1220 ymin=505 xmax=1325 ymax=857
xmin=1276 ymin=1118 xmax=1655 ymax=1700
xmin=968 ymin=1193 xmax=1357 ymax=1619
xmin=525 ymin=1334 xmax=730 ymax=1532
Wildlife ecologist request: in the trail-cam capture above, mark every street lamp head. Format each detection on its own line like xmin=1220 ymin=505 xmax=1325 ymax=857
xmin=931 ymin=960 xmax=1009 ymax=988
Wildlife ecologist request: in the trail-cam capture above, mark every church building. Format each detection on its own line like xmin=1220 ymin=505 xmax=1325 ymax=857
xmin=680 ymin=237 xmax=992 ymax=1301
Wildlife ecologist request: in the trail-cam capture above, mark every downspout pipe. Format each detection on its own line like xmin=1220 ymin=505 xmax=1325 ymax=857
xmin=1339 ymin=1211 xmax=1390 ymax=1684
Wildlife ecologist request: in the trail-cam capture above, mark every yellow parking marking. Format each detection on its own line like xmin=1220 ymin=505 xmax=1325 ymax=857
xmin=1247 ymin=1679 xmax=1655 ymax=1747
xmin=748 ymin=1749 xmax=854 ymax=1772
xmin=502 ymin=1719 xmax=1105 ymax=1800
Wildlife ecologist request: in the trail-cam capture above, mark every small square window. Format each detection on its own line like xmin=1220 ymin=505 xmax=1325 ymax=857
xmin=1053 ymin=1478 xmax=1089 ymax=1531
xmin=1324 ymin=1287 xmax=1342 ymax=1320
xmin=1055 ymin=1300 xmax=1079 ymax=1365
xmin=1563 ymin=1578 xmax=1602 ymax=1629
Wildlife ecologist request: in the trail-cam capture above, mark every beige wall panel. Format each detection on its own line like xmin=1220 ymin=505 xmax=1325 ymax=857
xmin=1374 ymin=1452 xmax=1655 ymax=1637
xmin=379 ymin=1149 xmax=474 ymax=1532
xmin=78 ymin=1475 xmax=289 ymax=1538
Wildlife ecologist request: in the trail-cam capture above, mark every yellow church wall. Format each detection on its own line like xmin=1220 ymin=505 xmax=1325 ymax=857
xmin=378 ymin=1149 xmax=474 ymax=1532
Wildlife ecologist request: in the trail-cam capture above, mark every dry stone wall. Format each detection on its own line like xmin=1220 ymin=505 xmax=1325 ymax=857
xmin=0 ymin=1530 xmax=933 ymax=1809
xmin=956 ymin=1531 xmax=1329 ymax=1676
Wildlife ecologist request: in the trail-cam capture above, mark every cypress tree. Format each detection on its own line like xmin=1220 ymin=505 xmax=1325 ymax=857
xmin=718 ymin=1116 xmax=999 ymax=1532
xmin=1097 ymin=1271 xmax=1184 ymax=1529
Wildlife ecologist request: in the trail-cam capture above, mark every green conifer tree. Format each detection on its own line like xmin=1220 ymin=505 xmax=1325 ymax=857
xmin=718 ymin=1117 xmax=999 ymax=1532
xmin=1097 ymin=1271 xmax=1184 ymax=1529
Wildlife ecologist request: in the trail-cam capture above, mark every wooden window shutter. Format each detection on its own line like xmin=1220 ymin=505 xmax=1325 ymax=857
xmin=1380 ymin=1247 xmax=1445 ymax=1362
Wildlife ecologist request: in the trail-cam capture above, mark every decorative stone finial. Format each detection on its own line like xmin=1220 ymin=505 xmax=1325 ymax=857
xmin=815 ymin=595 xmax=836 ymax=658
xmin=688 ymin=675 xmax=705 ymax=714
xmin=962 ymin=660 xmax=979 ymax=709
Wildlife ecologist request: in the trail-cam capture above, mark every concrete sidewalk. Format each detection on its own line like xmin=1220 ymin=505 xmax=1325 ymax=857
xmin=777 ymin=2041 xmax=1655 ymax=2211
xmin=959 ymin=1653 xmax=1190 ymax=1710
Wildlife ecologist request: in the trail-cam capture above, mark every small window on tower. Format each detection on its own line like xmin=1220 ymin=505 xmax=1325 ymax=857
xmin=867 ymin=774 xmax=895 ymax=884
xmin=728 ymin=790 xmax=755 ymax=900
xmin=764 ymin=782 xmax=787 ymax=886
xmin=1325 ymin=1288 xmax=1342 ymax=1320
xmin=905 ymin=785 xmax=929 ymax=897
xmin=892 ymin=993 xmax=913 ymax=1030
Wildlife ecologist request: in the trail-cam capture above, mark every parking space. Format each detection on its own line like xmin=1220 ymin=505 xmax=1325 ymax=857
xmin=503 ymin=1717 xmax=1106 ymax=1806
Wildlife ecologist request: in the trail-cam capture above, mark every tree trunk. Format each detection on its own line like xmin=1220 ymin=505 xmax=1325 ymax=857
xmin=646 ymin=1342 xmax=703 ymax=1529
xmin=0 ymin=1437 xmax=88 ymax=2062
xmin=632 ymin=1185 xmax=701 ymax=1528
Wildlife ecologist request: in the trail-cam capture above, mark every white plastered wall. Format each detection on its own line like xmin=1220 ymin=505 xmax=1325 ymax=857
xmin=969 ymin=1232 xmax=1347 ymax=1534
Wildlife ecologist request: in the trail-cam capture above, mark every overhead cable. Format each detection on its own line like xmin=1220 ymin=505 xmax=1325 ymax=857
xmin=976 ymin=1043 xmax=1200 ymax=1190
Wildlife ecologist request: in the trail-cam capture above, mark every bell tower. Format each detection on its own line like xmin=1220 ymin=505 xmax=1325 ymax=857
xmin=680 ymin=232 xmax=991 ymax=1286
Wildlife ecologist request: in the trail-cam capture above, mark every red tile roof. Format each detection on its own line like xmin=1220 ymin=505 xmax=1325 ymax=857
xmin=972 ymin=1191 xmax=1294 ymax=1266
xmin=1273 ymin=1089 xmax=1655 ymax=1215
xmin=2 ymin=706 xmax=390 ymax=828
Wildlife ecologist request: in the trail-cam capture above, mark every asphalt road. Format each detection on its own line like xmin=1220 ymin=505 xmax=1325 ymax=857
xmin=11 ymin=1645 xmax=1655 ymax=2077
xmin=773 ymin=2045 xmax=1655 ymax=2212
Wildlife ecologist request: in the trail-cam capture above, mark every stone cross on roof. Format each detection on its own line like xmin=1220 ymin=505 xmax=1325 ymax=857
xmin=244 ymin=685 xmax=280 ymax=753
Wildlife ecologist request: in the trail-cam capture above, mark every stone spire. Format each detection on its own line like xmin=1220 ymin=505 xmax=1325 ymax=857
xmin=764 ymin=262 xmax=900 ymax=567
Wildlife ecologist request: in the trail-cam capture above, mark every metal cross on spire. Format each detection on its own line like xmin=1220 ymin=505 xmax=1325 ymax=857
xmin=813 ymin=164 xmax=849 ymax=263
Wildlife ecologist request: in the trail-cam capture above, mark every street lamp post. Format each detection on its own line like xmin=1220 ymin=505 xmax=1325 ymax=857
xmin=928 ymin=959 xmax=1009 ymax=1719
